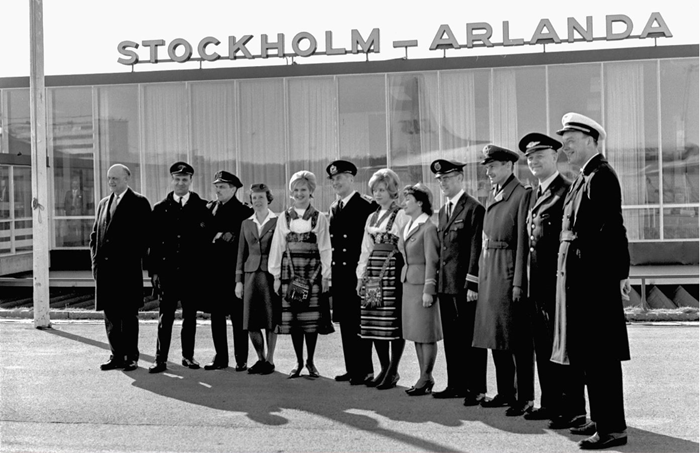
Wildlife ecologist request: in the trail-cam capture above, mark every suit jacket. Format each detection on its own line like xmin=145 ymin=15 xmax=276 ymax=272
xmin=526 ymin=173 xmax=571 ymax=322
xmin=473 ymin=175 xmax=530 ymax=351
xmin=149 ymin=191 xmax=212 ymax=302
xmin=399 ymin=218 xmax=439 ymax=295
xmin=329 ymin=192 xmax=375 ymax=322
xmin=90 ymin=187 xmax=152 ymax=311
xmin=553 ymin=154 xmax=630 ymax=363
xmin=436 ymin=192 xmax=484 ymax=295
xmin=236 ymin=215 xmax=278 ymax=280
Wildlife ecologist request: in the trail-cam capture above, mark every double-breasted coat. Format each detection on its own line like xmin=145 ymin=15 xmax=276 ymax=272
xmin=149 ymin=191 xmax=212 ymax=305
xmin=473 ymin=175 xmax=530 ymax=351
xmin=206 ymin=196 xmax=253 ymax=313
xmin=329 ymin=192 xmax=375 ymax=323
xmin=552 ymin=154 xmax=630 ymax=364
xmin=90 ymin=187 xmax=152 ymax=311
xmin=526 ymin=174 xmax=571 ymax=335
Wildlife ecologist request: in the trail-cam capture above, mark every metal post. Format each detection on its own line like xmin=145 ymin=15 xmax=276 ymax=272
xmin=29 ymin=0 xmax=50 ymax=328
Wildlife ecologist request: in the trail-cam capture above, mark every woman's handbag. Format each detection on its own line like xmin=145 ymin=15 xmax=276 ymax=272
xmin=361 ymin=249 xmax=396 ymax=309
xmin=285 ymin=245 xmax=321 ymax=305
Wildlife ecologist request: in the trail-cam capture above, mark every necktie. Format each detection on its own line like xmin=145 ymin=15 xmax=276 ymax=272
xmin=446 ymin=201 xmax=452 ymax=219
xmin=338 ymin=200 xmax=344 ymax=211
xmin=179 ymin=196 xmax=184 ymax=208
xmin=537 ymin=185 xmax=543 ymax=198
xmin=108 ymin=194 xmax=118 ymax=222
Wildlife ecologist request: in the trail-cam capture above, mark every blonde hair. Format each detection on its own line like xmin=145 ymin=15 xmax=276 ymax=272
xmin=368 ymin=168 xmax=400 ymax=199
xmin=289 ymin=170 xmax=317 ymax=193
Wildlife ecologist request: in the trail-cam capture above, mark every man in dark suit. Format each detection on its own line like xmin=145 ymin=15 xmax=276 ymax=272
xmin=90 ymin=164 xmax=151 ymax=372
xmin=327 ymin=160 xmax=376 ymax=385
xmin=429 ymin=159 xmax=487 ymax=406
xmin=148 ymin=162 xmax=213 ymax=374
xmin=518 ymin=133 xmax=587 ymax=427
xmin=204 ymin=170 xmax=253 ymax=371
xmin=552 ymin=113 xmax=631 ymax=449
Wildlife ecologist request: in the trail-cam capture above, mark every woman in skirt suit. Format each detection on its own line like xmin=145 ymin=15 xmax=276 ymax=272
xmin=355 ymin=169 xmax=409 ymax=390
xmin=399 ymin=183 xmax=442 ymax=396
xmin=235 ymin=183 xmax=279 ymax=375
xmin=269 ymin=171 xmax=332 ymax=379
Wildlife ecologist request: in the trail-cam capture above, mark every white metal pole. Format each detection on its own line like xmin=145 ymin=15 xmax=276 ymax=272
xmin=29 ymin=0 xmax=50 ymax=328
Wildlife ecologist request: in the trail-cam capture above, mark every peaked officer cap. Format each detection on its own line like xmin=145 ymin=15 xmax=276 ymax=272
xmin=556 ymin=112 xmax=607 ymax=141
xmin=518 ymin=133 xmax=562 ymax=156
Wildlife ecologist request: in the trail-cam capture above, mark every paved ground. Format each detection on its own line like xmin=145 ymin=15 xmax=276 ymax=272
xmin=0 ymin=319 xmax=698 ymax=453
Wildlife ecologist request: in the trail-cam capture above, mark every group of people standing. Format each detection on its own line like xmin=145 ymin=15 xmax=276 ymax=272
xmin=90 ymin=112 xmax=631 ymax=450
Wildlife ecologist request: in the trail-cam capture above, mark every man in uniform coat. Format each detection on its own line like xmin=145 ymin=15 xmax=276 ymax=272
xmin=148 ymin=162 xmax=213 ymax=374
xmin=518 ymin=133 xmax=587 ymax=427
xmin=429 ymin=159 xmax=487 ymax=406
xmin=552 ymin=113 xmax=631 ymax=449
xmin=327 ymin=160 xmax=376 ymax=385
xmin=204 ymin=170 xmax=253 ymax=371
xmin=90 ymin=164 xmax=151 ymax=371
xmin=473 ymin=145 xmax=535 ymax=416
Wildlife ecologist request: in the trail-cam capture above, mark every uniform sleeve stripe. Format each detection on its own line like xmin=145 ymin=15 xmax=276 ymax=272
xmin=466 ymin=274 xmax=479 ymax=283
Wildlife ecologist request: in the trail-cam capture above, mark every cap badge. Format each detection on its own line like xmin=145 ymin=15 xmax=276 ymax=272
xmin=527 ymin=141 xmax=540 ymax=149
xmin=434 ymin=162 xmax=441 ymax=171
xmin=330 ymin=165 xmax=337 ymax=174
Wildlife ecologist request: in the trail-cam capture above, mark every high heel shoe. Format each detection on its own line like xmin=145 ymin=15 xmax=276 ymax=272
xmin=405 ymin=380 xmax=435 ymax=396
xmin=376 ymin=373 xmax=400 ymax=390
xmin=366 ymin=369 xmax=387 ymax=388
xmin=288 ymin=364 xmax=302 ymax=379
xmin=305 ymin=362 xmax=320 ymax=378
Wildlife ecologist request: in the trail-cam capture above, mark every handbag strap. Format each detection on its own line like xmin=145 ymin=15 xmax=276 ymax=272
xmin=285 ymin=241 xmax=322 ymax=282
xmin=363 ymin=248 xmax=396 ymax=281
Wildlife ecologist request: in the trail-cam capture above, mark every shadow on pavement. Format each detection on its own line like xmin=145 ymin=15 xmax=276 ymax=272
xmin=46 ymin=328 xmax=700 ymax=453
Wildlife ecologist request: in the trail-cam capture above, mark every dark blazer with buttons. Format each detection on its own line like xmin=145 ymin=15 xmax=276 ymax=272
xmin=90 ymin=187 xmax=152 ymax=311
xmin=149 ymin=191 xmax=212 ymax=302
xmin=526 ymin=173 xmax=571 ymax=326
xmin=329 ymin=191 xmax=376 ymax=323
xmin=437 ymin=192 xmax=485 ymax=295
xmin=236 ymin=215 xmax=278 ymax=280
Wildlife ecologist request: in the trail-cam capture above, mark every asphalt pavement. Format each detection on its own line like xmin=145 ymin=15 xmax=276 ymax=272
xmin=0 ymin=319 xmax=698 ymax=453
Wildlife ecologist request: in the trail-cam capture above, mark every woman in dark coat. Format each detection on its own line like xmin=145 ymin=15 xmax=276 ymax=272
xmin=235 ymin=183 xmax=280 ymax=375
xmin=399 ymin=183 xmax=442 ymax=396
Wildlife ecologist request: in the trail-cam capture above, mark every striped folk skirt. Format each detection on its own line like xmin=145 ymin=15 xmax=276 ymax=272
xmin=359 ymin=243 xmax=404 ymax=340
xmin=277 ymin=240 xmax=323 ymax=334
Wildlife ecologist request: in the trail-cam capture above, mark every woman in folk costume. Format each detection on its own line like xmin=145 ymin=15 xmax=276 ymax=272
xmin=355 ymin=169 xmax=409 ymax=390
xmin=235 ymin=183 xmax=280 ymax=376
xmin=399 ymin=183 xmax=442 ymax=396
xmin=270 ymin=171 xmax=332 ymax=379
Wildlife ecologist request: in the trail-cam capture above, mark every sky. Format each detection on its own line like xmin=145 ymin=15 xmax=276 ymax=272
xmin=1 ymin=0 xmax=698 ymax=78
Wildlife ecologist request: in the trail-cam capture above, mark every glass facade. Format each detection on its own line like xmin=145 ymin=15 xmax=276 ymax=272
xmin=0 ymin=55 xmax=697 ymax=255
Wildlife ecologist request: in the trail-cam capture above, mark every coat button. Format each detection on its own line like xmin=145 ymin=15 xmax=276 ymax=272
xmin=530 ymin=247 xmax=535 ymax=252
xmin=530 ymin=235 xmax=534 ymax=240
xmin=332 ymin=261 xmax=335 ymax=265
xmin=343 ymin=234 xmax=347 ymax=238
xmin=342 ymin=262 xmax=346 ymax=265
xmin=343 ymin=249 xmax=346 ymax=252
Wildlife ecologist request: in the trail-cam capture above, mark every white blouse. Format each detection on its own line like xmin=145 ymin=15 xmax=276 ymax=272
xmin=269 ymin=207 xmax=332 ymax=280
xmin=356 ymin=208 xmax=409 ymax=279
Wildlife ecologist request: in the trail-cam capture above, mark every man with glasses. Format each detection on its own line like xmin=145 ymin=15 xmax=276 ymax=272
xmin=430 ymin=159 xmax=487 ymax=406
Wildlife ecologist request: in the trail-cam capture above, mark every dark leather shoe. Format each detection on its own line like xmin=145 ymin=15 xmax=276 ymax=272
xmin=463 ymin=391 xmax=486 ymax=406
xmin=182 ymin=358 xmax=200 ymax=369
xmin=578 ymin=432 xmax=627 ymax=450
xmin=432 ymin=387 xmax=466 ymax=399
xmin=334 ymin=372 xmax=352 ymax=382
xmin=148 ymin=362 xmax=167 ymax=374
xmin=571 ymin=421 xmax=597 ymax=436
xmin=366 ymin=370 xmax=387 ymax=388
xmin=505 ymin=400 xmax=534 ymax=417
xmin=481 ymin=394 xmax=515 ymax=408
xmin=376 ymin=373 xmax=399 ymax=390
xmin=549 ymin=414 xmax=587 ymax=429
xmin=350 ymin=373 xmax=373 ymax=385
xmin=305 ymin=362 xmax=320 ymax=378
xmin=100 ymin=358 xmax=124 ymax=371
xmin=204 ymin=362 xmax=228 ymax=370
xmin=260 ymin=361 xmax=275 ymax=375
xmin=235 ymin=363 xmax=248 ymax=372
xmin=247 ymin=360 xmax=265 ymax=374
xmin=123 ymin=360 xmax=138 ymax=372
xmin=405 ymin=380 xmax=434 ymax=396
xmin=523 ymin=406 xmax=551 ymax=420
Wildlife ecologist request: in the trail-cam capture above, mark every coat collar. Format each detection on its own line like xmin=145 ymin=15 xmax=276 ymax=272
xmin=531 ymin=174 xmax=567 ymax=211
xmin=440 ymin=192 xmax=467 ymax=229
xmin=488 ymin=174 xmax=519 ymax=208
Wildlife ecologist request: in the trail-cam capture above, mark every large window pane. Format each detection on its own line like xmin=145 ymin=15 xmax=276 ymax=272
xmin=623 ymin=208 xmax=660 ymax=240
xmin=49 ymin=87 xmax=94 ymax=248
xmin=288 ymin=77 xmax=337 ymax=211
xmin=97 ymin=85 xmax=141 ymax=198
xmin=239 ymin=79 xmax=286 ymax=213
xmin=338 ymin=75 xmax=387 ymax=196
xmin=664 ymin=207 xmax=699 ymax=239
xmin=191 ymin=82 xmax=236 ymax=201
xmin=661 ymin=58 xmax=699 ymax=206
xmin=6 ymin=89 xmax=30 ymax=156
xmin=13 ymin=167 xmax=31 ymax=220
xmin=440 ymin=69 xmax=491 ymax=203
xmin=388 ymin=72 xmax=439 ymax=195
xmin=143 ymin=83 xmax=188 ymax=203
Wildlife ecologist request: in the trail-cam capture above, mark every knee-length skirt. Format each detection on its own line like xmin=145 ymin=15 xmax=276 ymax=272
xmin=243 ymin=270 xmax=280 ymax=331
xmin=277 ymin=241 xmax=323 ymax=334
xmin=401 ymin=282 xmax=442 ymax=343
xmin=359 ymin=245 xmax=403 ymax=340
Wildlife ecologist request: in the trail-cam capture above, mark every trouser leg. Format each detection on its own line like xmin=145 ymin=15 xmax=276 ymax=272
xmin=103 ymin=308 xmax=122 ymax=361
xmin=210 ymin=311 xmax=229 ymax=365
xmin=155 ymin=299 xmax=176 ymax=363
xmin=123 ymin=308 xmax=140 ymax=362
xmin=584 ymin=358 xmax=627 ymax=434
xmin=231 ymin=300 xmax=249 ymax=367
xmin=180 ymin=303 xmax=197 ymax=360
xmin=438 ymin=295 xmax=466 ymax=392
xmin=492 ymin=349 xmax=516 ymax=400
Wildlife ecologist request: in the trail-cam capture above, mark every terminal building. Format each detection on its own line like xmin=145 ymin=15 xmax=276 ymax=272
xmin=0 ymin=38 xmax=697 ymax=305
